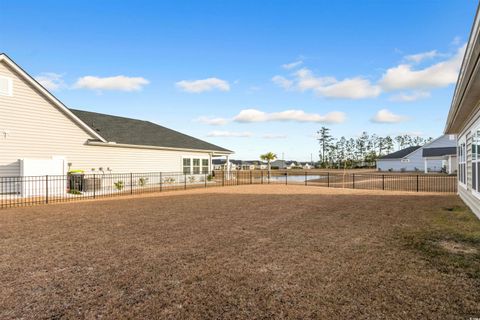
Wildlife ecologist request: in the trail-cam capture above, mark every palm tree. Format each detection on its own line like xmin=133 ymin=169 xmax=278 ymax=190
xmin=260 ymin=152 xmax=277 ymax=172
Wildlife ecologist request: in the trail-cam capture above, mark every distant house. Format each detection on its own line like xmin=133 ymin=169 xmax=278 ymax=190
xmin=376 ymin=135 xmax=457 ymax=173
xmin=247 ymin=160 xmax=268 ymax=170
xmin=271 ymin=160 xmax=299 ymax=169
xmin=0 ymin=53 xmax=233 ymax=181
xmin=212 ymin=159 xmax=266 ymax=170
xmin=299 ymin=162 xmax=314 ymax=170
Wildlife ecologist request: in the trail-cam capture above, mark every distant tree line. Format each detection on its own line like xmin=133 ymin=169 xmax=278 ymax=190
xmin=316 ymin=127 xmax=433 ymax=168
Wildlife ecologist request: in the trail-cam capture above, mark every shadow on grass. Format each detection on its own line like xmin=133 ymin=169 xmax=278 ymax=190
xmin=400 ymin=204 xmax=480 ymax=279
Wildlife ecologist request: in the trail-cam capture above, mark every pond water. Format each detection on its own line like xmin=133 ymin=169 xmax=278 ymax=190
xmin=267 ymin=174 xmax=325 ymax=182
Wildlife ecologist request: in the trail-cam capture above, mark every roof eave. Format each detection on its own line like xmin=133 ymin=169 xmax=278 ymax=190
xmin=445 ymin=6 xmax=480 ymax=134
xmin=86 ymin=140 xmax=234 ymax=155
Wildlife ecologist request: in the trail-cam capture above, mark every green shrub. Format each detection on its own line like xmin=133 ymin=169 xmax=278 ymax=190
xmin=138 ymin=177 xmax=148 ymax=187
xmin=114 ymin=180 xmax=124 ymax=190
xmin=68 ymin=189 xmax=82 ymax=195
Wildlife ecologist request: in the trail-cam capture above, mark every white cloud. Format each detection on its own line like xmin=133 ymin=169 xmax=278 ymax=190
xmin=451 ymin=36 xmax=461 ymax=46
xmin=74 ymin=75 xmax=149 ymax=91
xmin=195 ymin=116 xmax=229 ymax=126
xmin=282 ymin=60 xmax=303 ymax=69
xmin=379 ymin=44 xmax=466 ymax=91
xmin=294 ymin=68 xmax=380 ymax=99
xmin=35 ymin=72 xmax=65 ymax=91
xmin=207 ymin=130 xmax=252 ymax=137
xmin=233 ymin=108 xmax=346 ymax=123
xmin=271 ymin=75 xmax=293 ymax=89
xmin=371 ymin=109 xmax=409 ymax=123
xmin=389 ymin=90 xmax=430 ymax=102
xmin=176 ymin=78 xmax=230 ymax=93
xmin=262 ymin=134 xmax=287 ymax=139
xmin=404 ymin=50 xmax=438 ymax=63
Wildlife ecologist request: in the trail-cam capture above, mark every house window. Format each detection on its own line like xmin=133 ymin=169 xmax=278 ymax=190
xmin=202 ymin=159 xmax=209 ymax=174
xmin=193 ymin=159 xmax=200 ymax=174
xmin=401 ymin=159 xmax=410 ymax=163
xmin=183 ymin=158 xmax=191 ymax=174
xmin=473 ymin=130 xmax=480 ymax=192
xmin=458 ymin=141 xmax=466 ymax=185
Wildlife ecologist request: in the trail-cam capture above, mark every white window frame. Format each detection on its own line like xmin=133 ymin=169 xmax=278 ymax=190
xmin=182 ymin=158 xmax=191 ymax=174
xmin=472 ymin=129 xmax=480 ymax=197
xmin=458 ymin=138 xmax=467 ymax=189
xmin=181 ymin=156 xmax=209 ymax=175
xmin=0 ymin=76 xmax=13 ymax=96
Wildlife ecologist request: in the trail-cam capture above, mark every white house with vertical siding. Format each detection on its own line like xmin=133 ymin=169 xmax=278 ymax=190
xmin=445 ymin=5 xmax=480 ymax=219
xmin=0 ymin=53 xmax=233 ymax=180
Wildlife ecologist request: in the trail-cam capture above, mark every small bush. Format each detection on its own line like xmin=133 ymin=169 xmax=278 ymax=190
xmin=164 ymin=177 xmax=175 ymax=184
xmin=68 ymin=189 xmax=82 ymax=195
xmin=114 ymin=180 xmax=124 ymax=190
xmin=138 ymin=177 xmax=148 ymax=187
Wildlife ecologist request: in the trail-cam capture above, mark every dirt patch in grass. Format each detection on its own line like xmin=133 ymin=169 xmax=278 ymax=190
xmin=399 ymin=202 xmax=480 ymax=281
xmin=438 ymin=240 xmax=478 ymax=254
xmin=1 ymin=185 xmax=479 ymax=319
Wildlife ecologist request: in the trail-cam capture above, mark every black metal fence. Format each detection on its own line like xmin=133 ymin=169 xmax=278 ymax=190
xmin=0 ymin=171 xmax=457 ymax=209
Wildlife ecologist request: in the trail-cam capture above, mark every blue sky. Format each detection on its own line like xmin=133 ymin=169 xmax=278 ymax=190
xmin=0 ymin=1 xmax=477 ymax=160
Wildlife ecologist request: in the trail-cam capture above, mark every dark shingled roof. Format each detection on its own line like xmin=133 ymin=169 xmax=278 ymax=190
xmin=70 ymin=109 xmax=232 ymax=153
xmin=422 ymin=147 xmax=457 ymax=157
xmin=378 ymin=146 xmax=421 ymax=159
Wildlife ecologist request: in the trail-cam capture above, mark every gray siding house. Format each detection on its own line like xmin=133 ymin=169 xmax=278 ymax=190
xmin=377 ymin=135 xmax=457 ymax=173
xmin=445 ymin=6 xmax=480 ymax=219
xmin=0 ymin=53 xmax=232 ymax=179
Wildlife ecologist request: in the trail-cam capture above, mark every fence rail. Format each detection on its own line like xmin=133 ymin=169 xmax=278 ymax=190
xmin=0 ymin=171 xmax=457 ymax=209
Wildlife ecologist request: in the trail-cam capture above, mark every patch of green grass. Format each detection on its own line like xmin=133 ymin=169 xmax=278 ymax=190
xmin=400 ymin=205 xmax=480 ymax=279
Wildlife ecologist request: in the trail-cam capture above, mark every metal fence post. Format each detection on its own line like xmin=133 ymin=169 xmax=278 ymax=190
xmin=353 ymin=173 xmax=355 ymax=189
xmin=382 ymin=174 xmax=385 ymax=190
xmin=237 ymin=170 xmax=239 ymax=185
xmin=261 ymin=171 xmax=263 ymax=184
xmin=184 ymin=173 xmax=187 ymax=190
xmin=130 ymin=173 xmax=133 ymax=194
xmin=222 ymin=171 xmax=225 ymax=186
xmin=417 ymin=175 xmax=419 ymax=192
xmin=45 ymin=175 xmax=49 ymax=204
xmin=327 ymin=172 xmax=330 ymax=187
xmin=250 ymin=171 xmax=253 ymax=184
xmin=305 ymin=172 xmax=307 ymax=186
xmin=159 ymin=172 xmax=162 ymax=192
xmin=205 ymin=173 xmax=207 ymax=188
xmin=93 ymin=174 xmax=96 ymax=199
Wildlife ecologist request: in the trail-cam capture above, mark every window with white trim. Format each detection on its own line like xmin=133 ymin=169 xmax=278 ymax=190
xmin=202 ymin=159 xmax=209 ymax=174
xmin=473 ymin=130 xmax=480 ymax=192
xmin=0 ymin=76 xmax=13 ymax=96
xmin=458 ymin=141 xmax=466 ymax=185
xmin=192 ymin=159 xmax=200 ymax=174
xmin=183 ymin=158 xmax=191 ymax=174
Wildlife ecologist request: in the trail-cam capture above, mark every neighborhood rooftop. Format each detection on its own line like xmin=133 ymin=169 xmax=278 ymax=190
xmin=422 ymin=147 xmax=457 ymax=157
xmin=70 ymin=109 xmax=232 ymax=153
xmin=378 ymin=146 xmax=421 ymax=160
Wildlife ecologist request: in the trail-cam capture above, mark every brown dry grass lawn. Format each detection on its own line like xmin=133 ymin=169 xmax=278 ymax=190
xmin=1 ymin=185 xmax=479 ymax=319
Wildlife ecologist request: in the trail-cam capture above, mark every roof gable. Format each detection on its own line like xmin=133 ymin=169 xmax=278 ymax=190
xmin=0 ymin=54 xmax=106 ymax=142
